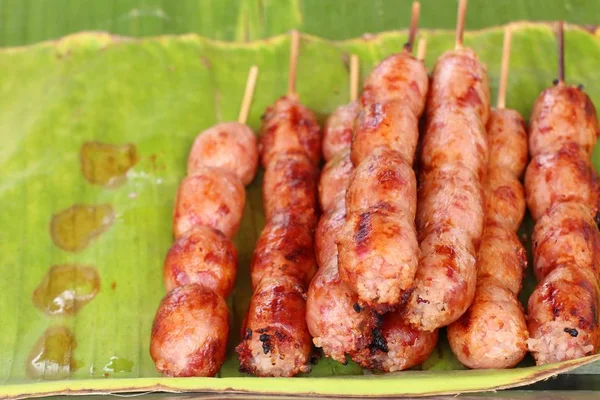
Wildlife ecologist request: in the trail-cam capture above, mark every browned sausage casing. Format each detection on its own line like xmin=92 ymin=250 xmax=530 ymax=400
xmin=319 ymin=149 xmax=353 ymax=212
xmin=238 ymin=96 xmax=321 ymax=377
xmin=150 ymin=284 xmax=229 ymax=377
xmin=351 ymin=310 xmax=439 ymax=372
xmin=322 ymin=101 xmax=359 ymax=162
xmin=526 ymin=83 xmax=600 ymax=365
xmin=259 ymin=95 xmax=321 ymax=168
xmin=447 ymin=108 xmax=529 ymax=369
xmin=404 ymin=47 xmax=490 ymax=332
xmin=351 ymin=53 xmax=428 ymax=166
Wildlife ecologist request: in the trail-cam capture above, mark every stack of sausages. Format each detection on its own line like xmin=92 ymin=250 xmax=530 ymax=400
xmin=525 ymin=82 xmax=600 ymax=364
xmin=235 ymin=94 xmax=321 ymax=376
xmin=448 ymin=106 xmax=529 ymax=368
xmin=150 ymin=121 xmax=258 ymax=376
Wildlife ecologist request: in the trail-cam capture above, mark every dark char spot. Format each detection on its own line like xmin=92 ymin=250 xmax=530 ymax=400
xmin=564 ymin=327 xmax=579 ymax=337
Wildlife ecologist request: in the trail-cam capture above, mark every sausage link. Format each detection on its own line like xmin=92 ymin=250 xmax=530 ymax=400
xmin=527 ymin=264 xmax=600 ymax=364
xmin=525 ymin=142 xmax=597 ymax=221
xmin=447 ymin=108 xmax=528 ymax=369
xmin=173 ymin=167 xmax=245 ymax=239
xmin=529 ymin=85 xmax=599 ymax=157
xmin=351 ymin=310 xmax=439 ymax=372
xmin=338 ymin=204 xmax=419 ymax=313
xmin=306 ymin=257 xmax=377 ymax=363
xmin=351 ymin=52 xmax=428 ymax=166
xmin=322 ymin=101 xmax=359 ymax=162
xmin=163 ymin=226 xmax=238 ymax=298
xmin=533 ymin=202 xmax=600 ymax=282
xmin=188 ymin=122 xmax=258 ymax=185
xmin=263 ymin=151 xmax=319 ymax=228
xmin=150 ymin=284 xmax=229 ymax=377
xmin=526 ymin=83 xmax=600 ymax=365
xmin=238 ymin=96 xmax=321 ymax=376
xmin=153 ymin=121 xmax=258 ymax=377
xmin=237 ymin=277 xmax=312 ymax=377
xmin=404 ymin=48 xmax=490 ymax=332
xmin=259 ymin=95 xmax=321 ymax=167
xmin=319 ymin=150 xmax=353 ymax=212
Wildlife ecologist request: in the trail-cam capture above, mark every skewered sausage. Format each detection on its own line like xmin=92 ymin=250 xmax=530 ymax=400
xmin=525 ymin=82 xmax=600 ymax=365
xmin=150 ymin=284 xmax=229 ymax=377
xmin=237 ymin=95 xmax=321 ymax=377
xmin=152 ymin=117 xmax=258 ymax=377
xmin=447 ymin=106 xmax=529 ymax=369
xmin=187 ymin=122 xmax=259 ymax=185
xmin=404 ymin=47 xmax=490 ymax=332
xmin=322 ymin=101 xmax=359 ymax=162
xmin=307 ymin=99 xmax=378 ymax=362
xmin=173 ymin=167 xmax=245 ymax=239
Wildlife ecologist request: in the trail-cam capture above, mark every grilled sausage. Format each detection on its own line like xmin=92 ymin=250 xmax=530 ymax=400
xmin=152 ymin=120 xmax=258 ymax=377
xmin=322 ymin=101 xmax=359 ymax=162
xmin=150 ymin=284 xmax=229 ymax=377
xmin=163 ymin=226 xmax=237 ymax=297
xmin=319 ymin=150 xmax=353 ymax=212
xmin=526 ymin=83 xmax=600 ymax=365
xmin=238 ymin=95 xmax=321 ymax=377
xmin=404 ymin=47 xmax=490 ymax=332
xmin=351 ymin=52 xmax=428 ymax=166
xmin=259 ymin=95 xmax=321 ymax=168
xmin=173 ymin=167 xmax=245 ymax=239
xmin=447 ymin=107 xmax=529 ymax=369
xmin=352 ymin=310 xmax=439 ymax=372
xmin=187 ymin=122 xmax=259 ymax=185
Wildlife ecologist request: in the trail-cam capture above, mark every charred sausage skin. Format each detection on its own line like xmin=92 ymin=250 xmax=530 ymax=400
xmin=525 ymin=83 xmax=600 ymax=365
xmin=237 ymin=96 xmax=321 ymax=377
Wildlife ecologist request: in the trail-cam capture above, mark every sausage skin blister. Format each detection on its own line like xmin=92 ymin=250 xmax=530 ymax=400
xmin=447 ymin=108 xmax=529 ymax=369
xmin=151 ymin=122 xmax=258 ymax=376
xmin=236 ymin=95 xmax=320 ymax=376
xmin=404 ymin=48 xmax=490 ymax=332
xmin=525 ymin=84 xmax=600 ymax=364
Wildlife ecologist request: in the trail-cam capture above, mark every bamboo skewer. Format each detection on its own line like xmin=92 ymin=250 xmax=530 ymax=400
xmin=288 ymin=30 xmax=300 ymax=97
xmin=455 ymin=0 xmax=468 ymax=49
xmin=557 ymin=20 xmax=565 ymax=84
xmin=496 ymin=27 xmax=512 ymax=109
xmin=350 ymin=54 xmax=360 ymax=102
xmin=416 ymin=37 xmax=427 ymax=61
xmin=237 ymin=66 xmax=259 ymax=124
xmin=405 ymin=1 xmax=421 ymax=53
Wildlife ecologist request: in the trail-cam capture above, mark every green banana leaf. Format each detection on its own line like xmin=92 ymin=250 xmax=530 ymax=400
xmin=2 ymin=0 xmax=600 ymax=46
xmin=2 ymin=23 xmax=600 ymax=398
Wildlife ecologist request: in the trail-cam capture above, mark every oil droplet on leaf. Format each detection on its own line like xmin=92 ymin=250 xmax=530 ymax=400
xmin=103 ymin=356 xmax=134 ymax=373
xmin=27 ymin=326 xmax=79 ymax=379
xmin=33 ymin=264 xmax=101 ymax=315
xmin=50 ymin=204 xmax=115 ymax=252
xmin=80 ymin=141 xmax=138 ymax=188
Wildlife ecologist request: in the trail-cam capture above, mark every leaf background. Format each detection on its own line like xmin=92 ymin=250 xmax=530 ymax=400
xmin=2 ymin=0 xmax=600 ymax=397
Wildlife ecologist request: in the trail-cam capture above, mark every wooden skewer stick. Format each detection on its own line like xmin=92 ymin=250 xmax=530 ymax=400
xmin=288 ymin=30 xmax=300 ymax=97
xmin=557 ymin=20 xmax=565 ymax=83
xmin=416 ymin=37 xmax=427 ymax=61
xmin=455 ymin=0 xmax=468 ymax=49
xmin=238 ymin=65 xmax=259 ymax=124
xmin=496 ymin=27 xmax=512 ymax=109
xmin=350 ymin=54 xmax=360 ymax=102
xmin=404 ymin=1 xmax=421 ymax=53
